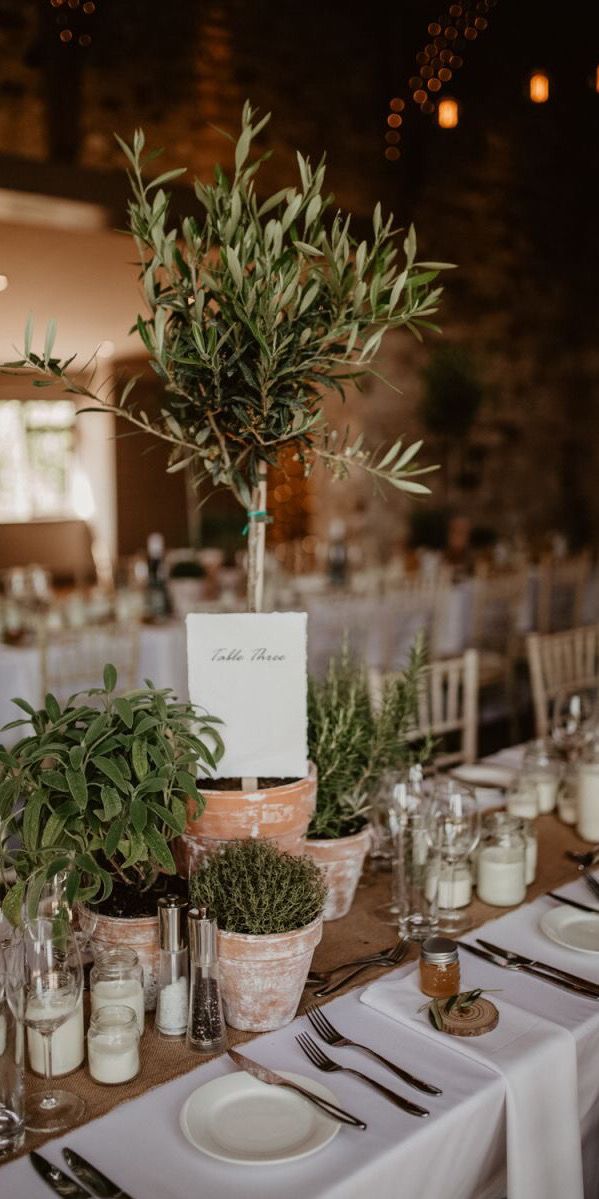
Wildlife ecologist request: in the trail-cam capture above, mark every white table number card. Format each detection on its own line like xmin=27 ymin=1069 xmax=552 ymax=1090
xmin=186 ymin=612 xmax=308 ymax=780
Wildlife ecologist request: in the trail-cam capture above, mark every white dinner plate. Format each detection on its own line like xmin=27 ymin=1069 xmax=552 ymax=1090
xmin=540 ymin=905 xmax=599 ymax=955
xmin=180 ymin=1070 xmax=341 ymax=1165
xmin=451 ymin=764 xmax=515 ymax=790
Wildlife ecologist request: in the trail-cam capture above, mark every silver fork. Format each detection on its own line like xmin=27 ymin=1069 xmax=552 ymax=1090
xmin=584 ymin=873 xmax=599 ymax=902
xmin=305 ymin=1005 xmax=442 ymax=1095
xmin=307 ymin=944 xmax=397 ymax=985
xmin=295 ymin=1032 xmax=430 ymax=1118
xmin=314 ymin=939 xmax=409 ymax=998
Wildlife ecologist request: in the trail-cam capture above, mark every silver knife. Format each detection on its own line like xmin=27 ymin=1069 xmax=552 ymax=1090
xmin=461 ymin=941 xmax=599 ymax=998
xmin=62 ymin=1149 xmax=135 ymax=1199
xmin=30 ymin=1151 xmax=92 ymax=1199
xmin=227 ymin=1047 xmax=367 ymax=1129
xmin=477 ymin=939 xmax=599 ymax=995
xmin=547 ymin=891 xmax=599 ymax=915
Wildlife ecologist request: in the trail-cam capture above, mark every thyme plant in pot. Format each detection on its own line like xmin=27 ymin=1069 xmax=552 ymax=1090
xmin=4 ymin=101 xmax=450 ymax=848
xmin=0 ymin=665 xmax=223 ymax=1008
xmin=306 ymin=641 xmax=430 ymax=920
xmin=190 ymin=839 xmax=326 ymax=1032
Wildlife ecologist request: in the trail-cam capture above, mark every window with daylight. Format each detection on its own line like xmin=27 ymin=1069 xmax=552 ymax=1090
xmin=0 ymin=400 xmax=77 ymax=521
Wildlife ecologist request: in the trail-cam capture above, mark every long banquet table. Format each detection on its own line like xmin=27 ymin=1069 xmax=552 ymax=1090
xmin=3 ymin=773 xmax=599 ymax=1199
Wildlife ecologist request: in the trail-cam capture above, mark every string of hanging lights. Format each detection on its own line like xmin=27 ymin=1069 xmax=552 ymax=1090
xmin=48 ymin=0 xmax=98 ymax=48
xmin=385 ymin=0 xmax=497 ymax=160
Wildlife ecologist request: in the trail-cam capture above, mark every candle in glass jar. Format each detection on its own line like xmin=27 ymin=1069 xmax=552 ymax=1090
xmin=577 ymin=764 xmax=599 ymax=842
xmin=27 ymin=992 xmax=84 ymax=1076
xmin=525 ymin=831 xmax=537 ymax=885
xmin=477 ymin=847 xmax=526 ymax=906
xmin=91 ymin=979 xmax=145 ymax=1035
xmin=437 ymin=864 xmax=472 ymax=910
xmin=507 ymin=788 xmax=538 ymax=820
xmin=530 ymin=775 xmax=559 ymax=814
xmin=87 ymin=1005 xmax=140 ymax=1085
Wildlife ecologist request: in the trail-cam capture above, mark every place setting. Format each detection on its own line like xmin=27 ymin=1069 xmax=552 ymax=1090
xmin=1 ymin=11 xmax=599 ymax=1199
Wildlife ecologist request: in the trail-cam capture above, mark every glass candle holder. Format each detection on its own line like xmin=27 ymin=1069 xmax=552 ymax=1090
xmin=521 ymin=740 xmax=562 ymax=813
xmin=90 ymin=948 xmax=144 ymax=1035
xmin=87 ymin=1005 xmax=140 ymax=1086
xmin=477 ymin=814 xmax=526 ymax=907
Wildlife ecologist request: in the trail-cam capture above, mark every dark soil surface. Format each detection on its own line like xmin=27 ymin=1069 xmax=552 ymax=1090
xmin=97 ymin=874 xmax=187 ymax=919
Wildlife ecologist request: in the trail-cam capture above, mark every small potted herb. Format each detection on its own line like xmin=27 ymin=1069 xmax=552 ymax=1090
xmin=0 ymin=665 xmax=223 ymax=1007
xmin=306 ymin=641 xmax=430 ymax=920
xmin=190 ymin=840 xmax=326 ymax=1031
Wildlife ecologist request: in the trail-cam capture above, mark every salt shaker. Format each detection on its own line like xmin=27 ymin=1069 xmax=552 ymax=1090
xmin=156 ymin=896 xmax=189 ymax=1039
xmin=186 ymin=907 xmax=226 ymax=1055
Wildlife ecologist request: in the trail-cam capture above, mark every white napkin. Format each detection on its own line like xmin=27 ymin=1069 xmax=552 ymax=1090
xmin=361 ymin=965 xmax=583 ymax=1199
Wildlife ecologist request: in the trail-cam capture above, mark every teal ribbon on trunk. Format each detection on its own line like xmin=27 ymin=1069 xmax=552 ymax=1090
xmin=242 ymin=509 xmax=271 ymax=535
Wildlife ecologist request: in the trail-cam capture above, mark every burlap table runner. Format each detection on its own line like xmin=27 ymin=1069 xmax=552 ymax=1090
xmin=7 ymin=812 xmax=587 ymax=1162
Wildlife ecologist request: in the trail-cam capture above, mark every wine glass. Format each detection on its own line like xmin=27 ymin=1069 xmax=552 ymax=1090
xmin=24 ymin=855 xmax=97 ymax=967
xmin=10 ymin=917 xmax=86 ymax=1132
xmin=433 ymin=777 xmax=480 ymax=934
xmin=551 ymin=690 xmax=594 ymax=760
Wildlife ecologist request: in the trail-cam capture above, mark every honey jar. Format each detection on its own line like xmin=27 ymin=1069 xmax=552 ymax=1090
xmin=419 ymin=936 xmax=460 ymax=998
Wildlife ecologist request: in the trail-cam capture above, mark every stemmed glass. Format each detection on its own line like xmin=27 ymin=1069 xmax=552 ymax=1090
xmin=433 ymin=777 xmax=480 ymax=934
xmin=551 ymin=690 xmax=594 ymax=760
xmin=9 ymin=917 xmax=86 ymax=1132
xmin=24 ymin=856 xmax=97 ymax=966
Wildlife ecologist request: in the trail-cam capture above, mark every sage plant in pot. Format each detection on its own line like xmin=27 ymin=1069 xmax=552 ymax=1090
xmin=306 ymin=641 xmax=430 ymax=920
xmin=3 ymin=101 xmax=450 ymax=838
xmin=190 ymin=839 xmax=326 ymax=1032
xmin=0 ymin=665 xmax=223 ymax=1008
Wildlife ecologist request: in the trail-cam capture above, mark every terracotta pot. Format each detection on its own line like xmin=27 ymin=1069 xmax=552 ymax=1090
xmin=79 ymin=907 xmax=160 ymax=1011
xmin=173 ymin=764 xmax=317 ymax=876
xmin=305 ymin=825 xmax=372 ymax=921
xmin=217 ymin=916 xmax=323 ymax=1032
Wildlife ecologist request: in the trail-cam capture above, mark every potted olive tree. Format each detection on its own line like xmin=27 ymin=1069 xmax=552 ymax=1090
xmin=190 ymin=839 xmax=326 ymax=1032
xmin=0 ymin=665 xmax=223 ymax=1007
xmin=306 ymin=641 xmax=430 ymax=919
xmin=3 ymin=102 xmax=450 ymax=850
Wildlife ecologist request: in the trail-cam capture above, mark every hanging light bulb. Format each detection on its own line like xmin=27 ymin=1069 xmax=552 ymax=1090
xmin=438 ymin=98 xmax=459 ymax=128
xmin=529 ymin=72 xmax=549 ymax=103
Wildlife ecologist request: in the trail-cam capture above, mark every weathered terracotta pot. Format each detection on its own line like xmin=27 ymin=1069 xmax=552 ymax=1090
xmin=305 ymin=825 xmax=372 ymax=921
xmin=173 ymin=764 xmax=317 ymax=876
xmin=217 ymin=915 xmax=323 ymax=1032
xmin=79 ymin=908 xmax=159 ymax=1011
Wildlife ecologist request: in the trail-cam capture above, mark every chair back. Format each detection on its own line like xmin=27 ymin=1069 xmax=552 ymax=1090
xmin=39 ymin=622 xmax=140 ymax=705
xmin=527 ymin=624 xmax=599 ymax=738
xmin=381 ymin=569 xmax=450 ymax=669
xmin=470 ymin=567 xmax=528 ymax=659
xmin=537 ymin=554 xmax=591 ymax=634
xmin=369 ymin=648 xmax=479 ymax=770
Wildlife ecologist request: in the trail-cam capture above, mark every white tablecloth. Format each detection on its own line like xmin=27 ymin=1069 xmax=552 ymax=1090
xmin=4 ymin=872 xmax=599 ymax=1199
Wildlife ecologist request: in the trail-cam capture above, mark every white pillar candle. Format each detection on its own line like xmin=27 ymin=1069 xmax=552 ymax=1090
xmin=477 ymin=847 xmax=526 ymax=906
xmin=558 ymin=791 xmax=577 ymax=825
xmin=577 ymin=764 xmax=599 ymax=842
xmin=91 ymin=979 xmax=145 ymax=1035
xmin=27 ymin=992 xmax=84 ymax=1076
xmin=87 ymin=1034 xmax=139 ymax=1085
xmin=437 ymin=864 xmax=472 ymax=909
xmin=531 ymin=776 xmax=559 ymax=814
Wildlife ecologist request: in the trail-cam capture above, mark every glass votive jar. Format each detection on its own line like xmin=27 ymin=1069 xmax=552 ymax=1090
xmin=87 ymin=1005 xmax=140 ymax=1086
xmin=477 ymin=814 xmax=527 ymax=906
xmin=506 ymin=776 xmax=539 ymax=820
xmin=577 ymin=742 xmax=599 ymax=842
xmin=419 ymin=936 xmax=461 ymax=998
xmin=521 ymin=740 xmax=562 ymax=813
xmin=90 ymin=948 xmax=145 ymax=1035
xmin=521 ymin=817 xmax=537 ymax=885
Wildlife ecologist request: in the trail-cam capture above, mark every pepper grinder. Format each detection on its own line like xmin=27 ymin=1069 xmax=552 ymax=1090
xmin=156 ymin=895 xmax=189 ymax=1038
xmin=186 ymin=906 xmax=227 ymax=1054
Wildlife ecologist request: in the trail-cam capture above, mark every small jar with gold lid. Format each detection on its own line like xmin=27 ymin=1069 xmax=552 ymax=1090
xmin=419 ymin=936 xmax=460 ymax=998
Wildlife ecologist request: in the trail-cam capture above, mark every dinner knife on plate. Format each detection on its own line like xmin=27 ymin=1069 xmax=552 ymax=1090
xmin=30 ymin=1151 xmax=92 ymax=1199
xmin=62 ymin=1149 xmax=135 ymax=1199
xmin=546 ymin=891 xmax=599 ymax=915
xmin=227 ymin=1047 xmax=367 ymax=1129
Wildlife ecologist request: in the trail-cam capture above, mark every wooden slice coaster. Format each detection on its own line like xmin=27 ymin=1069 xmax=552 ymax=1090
xmin=440 ymin=997 xmax=498 ymax=1037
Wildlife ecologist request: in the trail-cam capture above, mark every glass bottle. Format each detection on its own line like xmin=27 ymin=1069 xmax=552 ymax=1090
xmin=87 ymin=1006 xmax=140 ymax=1086
xmin=477 ymin=813 xmax=526 ymax=907
xmin=145 ymin=532 xmax=171 ymax=621
xmin=156 ymin=896 xmax=189 ymax=1039
xmin=90 ymin=948 xmax=144 ymax=1035
xmin=521 ymin=740 xmax=562 ymax=813
xmin=419 ymin=936 xmax=461 ymax=998
xmin=186 ymin=908 xmax=226 ymax=1055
